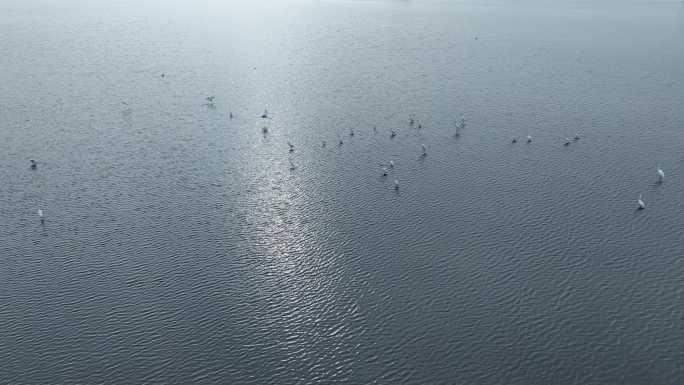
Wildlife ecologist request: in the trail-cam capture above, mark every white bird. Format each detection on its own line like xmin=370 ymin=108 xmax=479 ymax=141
xmin=394 ymin=179 xmax=399 ymax=190
xmin=637 ymin=194 xmax=645 ymax=210
xmin=381 ymin=167 xmax=389 ymax=176
xmin=574 ymin=133 xmax=580 ymax=140
xmin=421 ymin=144 xmax=427 ymax=156
xmin=527 ymin=135 xmax=532 ymax=143
xmin=389 ymin=160 xmax=395 ymax=168
xmin=37 ymin=209 xmax=44 ymax=223
xmin=564 ymin=138 xmax=571 ymax=146
xmin=657 ymin=166 xmax=665 ymax=183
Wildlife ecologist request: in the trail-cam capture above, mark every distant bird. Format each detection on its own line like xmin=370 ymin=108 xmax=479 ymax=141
xmin=206 ymin=96 xmax=215 ymax=103
xmin=421 ymin=144 xmax=427 ymax=156
xmin=229 ymin=111 xmax=234 ymax=119
xmin=511 ymin=137 xmax=517 ymax=143
xmin=30 ymin=159 xmax=37 ymax=169
xmin=574 ymin=133 xmax=580 ymax=141
xmin=37 ymin=209 xmax=44 ymax=223
xmin=527 ymin=135 xmax=532 ymax=143
xmin=289 ymin=159 xmax=296 ymax=171
xmin=657 ymin=165 xmax=665 ymax=183
xmin=322 ymin=140 xmax=326 ymax=148
xmin=458 ymin=116 xmax=467 ymax=130
xmin=261 ymin=109 xmax=269 ymax=119
xmin=349 ymin=128 xmax=354 ymax=137
xmin=381 ymin=167 xmax=389 ymax=176
xmin=389 ymin=160 xmax=395 ymax=169
xmin=287 ymin=141 xmax=295 ymax=152
xmin=338 ymin=139 xmax=344 ymax=146
xmin=390 ymin=130 xmax=396 ymax=138
xmin=564 ymin=138 xmax=571 ymax=146
xmin=409 ymin=116 xmax=415 ymax=126
xmin=262 ymin=126 xmax=268 ymax=134
xmin=394 ymin=179 xmax=399 ymax=190
xmin=637 ymin=194 xmax=645 ymax=210
xmin=417 ymin=124 xmax=422 ymax=129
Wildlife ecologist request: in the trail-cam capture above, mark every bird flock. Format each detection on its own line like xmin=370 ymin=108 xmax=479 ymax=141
xmin=26 ymin=91 xmax=671 ymax=224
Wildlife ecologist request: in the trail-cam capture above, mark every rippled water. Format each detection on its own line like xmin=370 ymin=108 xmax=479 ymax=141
xmin=2 ymin=0 xmax=684 ymax=383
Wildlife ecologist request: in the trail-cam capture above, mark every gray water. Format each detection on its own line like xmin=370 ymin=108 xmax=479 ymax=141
xmin=2 ymin=0 xmax=684 ymax=383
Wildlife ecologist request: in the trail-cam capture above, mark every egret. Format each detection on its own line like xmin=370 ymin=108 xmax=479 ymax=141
xmin=421 ymin=144 xmax=427 ymax=156
xmin=381 ymin=167 xmax=389 ymax=176
xmin=30 ymin=159 xmax=37 ymax=169
xmin=637 ymin=194 xmax=645 ymax=210
xmin=389 ymin=160 xmax=395 ymax=169
xmin=394 ymin=179 xmax=399 ymax=190
xmin=527 ymin=135 xmax=532 ymax=143
xmin=37 ymin=209 xmax=44 ymax=223
xmin=657 ymin=166 xmax=665 ymax=183
xmin=574 ymin=133 xmax=580 ymax=141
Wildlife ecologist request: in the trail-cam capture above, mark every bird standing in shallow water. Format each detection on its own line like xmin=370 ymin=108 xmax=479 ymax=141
xmin=37 ymin=209 xmax=44 ymax=223
xmin=511 ymin=137 xmax=517 ymax=143
xmin=261 ymin=109 xmax=269 ymax=119
xmin=637 ymin=194 xmax=645 ymax=210
xmin=421 ymin=144 xmax=427 ymax=157
xmin=394 ymin=179 xmax=399 ymax=190
xmin=287 ymin=141 xmax=295 ymax=153
xmin=657 ymin=166 xmax=665 ymax=183
xmin=527 ymin=135 xmax=532 ymax=143
xmin=30 ymin=159 xmax=37 ymax=169
xmin=390 ymin=130 xmax=396 ymax=138
xmin=564 ymin=138 xmax=571 ymax=146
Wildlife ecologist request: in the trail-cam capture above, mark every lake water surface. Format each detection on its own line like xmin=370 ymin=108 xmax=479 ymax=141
xmin=1 ymin=0 xmax=684 ymax=383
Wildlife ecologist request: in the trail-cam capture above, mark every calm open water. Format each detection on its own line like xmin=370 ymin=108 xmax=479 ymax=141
xmin=1 ymin=0 xmax=684 ymax=383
